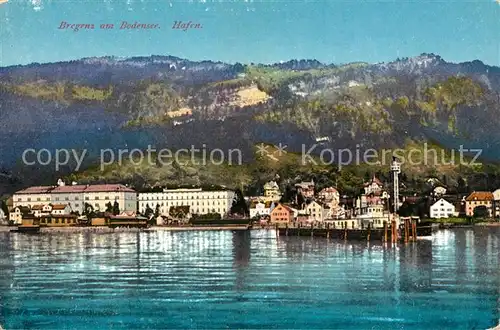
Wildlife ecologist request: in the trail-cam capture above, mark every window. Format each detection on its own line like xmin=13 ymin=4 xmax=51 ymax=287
xmin=85 ymin=197 xmax=89 ymax=200
xmin=27 ymin=198 xmax=31 ymax=202
xmin=37 ymin=198 xmax=41 ymax=201
xmin=65 ymin=197 xmax=69 ymax=201
xmin=105 ymin=196 xmax=109 ymax=200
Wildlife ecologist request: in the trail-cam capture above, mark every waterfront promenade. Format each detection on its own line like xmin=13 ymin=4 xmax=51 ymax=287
xmin=1 ymin=221 xmax=499 ymax=234
xmin=0 ymin=225 xmax=250 ymax=233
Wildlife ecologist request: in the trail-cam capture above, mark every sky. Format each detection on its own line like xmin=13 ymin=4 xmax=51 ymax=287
xmin=0 ymin=0 xmax=499 ymax=67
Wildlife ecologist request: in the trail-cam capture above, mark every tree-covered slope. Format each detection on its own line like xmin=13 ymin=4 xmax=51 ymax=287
xmin=1 ymin=53 xmax=500 ymax=194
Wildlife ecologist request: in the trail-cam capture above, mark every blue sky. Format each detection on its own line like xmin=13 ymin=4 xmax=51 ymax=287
xmin=0 ymin=0 xmax=499 ymax=67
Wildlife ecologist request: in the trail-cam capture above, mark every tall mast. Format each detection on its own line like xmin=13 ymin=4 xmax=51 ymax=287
xmin=391 ymin=157 xmax=401 ymax=213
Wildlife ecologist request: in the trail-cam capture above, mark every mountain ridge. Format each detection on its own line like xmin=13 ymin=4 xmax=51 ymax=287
xmin=1 ymin=52 xmax=500 ymax=195
xmin=1 ymin=52 xmax=495 ymax=71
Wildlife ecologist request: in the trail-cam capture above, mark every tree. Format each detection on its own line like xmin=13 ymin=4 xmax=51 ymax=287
xmin=154 ymin=203 xmax=160 ymax=218
xmin=105 ymin=202 xmax=113 ymax=213
xmin=191 ymin=212 xmax=222 ymax=221
xmin=457 ymin=176 xmax=468 ymax=194
xmin=83 ymin=203 xmax=95 ymax=222
xmin=296 ymin=193 xmax=305 ymax=209
xmin=112 ymin=201 xmax=120 ymax=215
xmin=144 ymin=204 xmax=154 ymax=218
xmin=169 ymin=206 xmax=189 ymax=220
xmin=442 ymin=175 xmax=448 ymax=186
xmin=230 ymin=189 xmax=249 ymax=216
xmin=280 ymin=186 xmax=295 ymax=203
xmin=364 ymin=171 xmax=371 ymax=182
xmin=473 ymin=205 xmax=488 ymax=218
xmin=1 ymin=200 xmax=9 ymax=217
xmin=398 ymin=201 xmax=416 ymax=217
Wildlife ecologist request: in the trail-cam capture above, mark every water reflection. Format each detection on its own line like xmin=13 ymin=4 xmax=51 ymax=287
xmin=0 ymin=228 xmax=499 ymax=329
xmin=232 ymin=230 xmax=250 ymax=268
xmin=232 ymin=230 xmax=251 ymax=292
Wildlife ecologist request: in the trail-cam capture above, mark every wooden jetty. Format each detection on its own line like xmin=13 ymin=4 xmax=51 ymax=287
xmin=276 ymin=217 xmax=432 ymax=243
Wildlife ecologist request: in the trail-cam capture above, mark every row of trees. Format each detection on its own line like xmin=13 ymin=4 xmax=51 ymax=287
xmin=139 ymin=190 xmax=250 ymax=220
xmin=82 ymin=201 xmax=120 ymax=219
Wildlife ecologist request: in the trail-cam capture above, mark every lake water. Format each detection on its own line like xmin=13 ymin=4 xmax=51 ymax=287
xmin=0 ymin=228 xmax=499 ymax=329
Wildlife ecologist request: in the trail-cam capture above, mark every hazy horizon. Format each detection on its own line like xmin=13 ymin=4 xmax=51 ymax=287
xmin=1 ymin=0 xmax=498 ymax=67
xmin=0 ymin=52 xmax=497 ymax=69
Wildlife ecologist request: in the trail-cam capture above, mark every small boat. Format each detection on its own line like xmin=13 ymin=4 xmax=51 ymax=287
xmin=10 ymin=225 xmax=40 ymax=233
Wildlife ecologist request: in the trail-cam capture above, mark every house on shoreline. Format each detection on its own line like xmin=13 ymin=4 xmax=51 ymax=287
xmin=430 ymin=198 xmax=456 ymax=219
xmin=465 ymin=191 xmax=493 ymax=217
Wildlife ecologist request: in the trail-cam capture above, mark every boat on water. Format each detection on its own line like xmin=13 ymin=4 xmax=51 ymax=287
xmin=10 ymin=225 xmax=40 ymax=233
xmin=10 ymin=215 xmax=41 ymax=233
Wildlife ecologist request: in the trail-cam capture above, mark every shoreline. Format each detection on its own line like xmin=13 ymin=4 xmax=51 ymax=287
xmin=0 ymin=225 xmax=252 ymax=233
xmin=147 ymin=226 xmax=250 ymax=231
xmin=1 ymin=222 xmax=499 ymax=234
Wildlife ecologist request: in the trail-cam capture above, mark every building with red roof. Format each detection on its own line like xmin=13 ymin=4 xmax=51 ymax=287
xmin=270 ymin=203 xmax=294 ymax=224
xmin=465 ymin=191 xmax=493 ymax=217
xmin=13 ymin=180 xmax=137 ymax=214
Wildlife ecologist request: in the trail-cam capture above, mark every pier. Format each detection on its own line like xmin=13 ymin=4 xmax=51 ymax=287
xmin=275 ymin=218 xmax=432 ymax=242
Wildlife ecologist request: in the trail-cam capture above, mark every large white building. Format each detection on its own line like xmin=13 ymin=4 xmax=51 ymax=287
xmin=430 ymin=198 xmax=456 ymax=219
xmin=13 ymin=181 xmax=137 ymax=214
xmin=138 ymin=188 xmax=236 ymax=218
